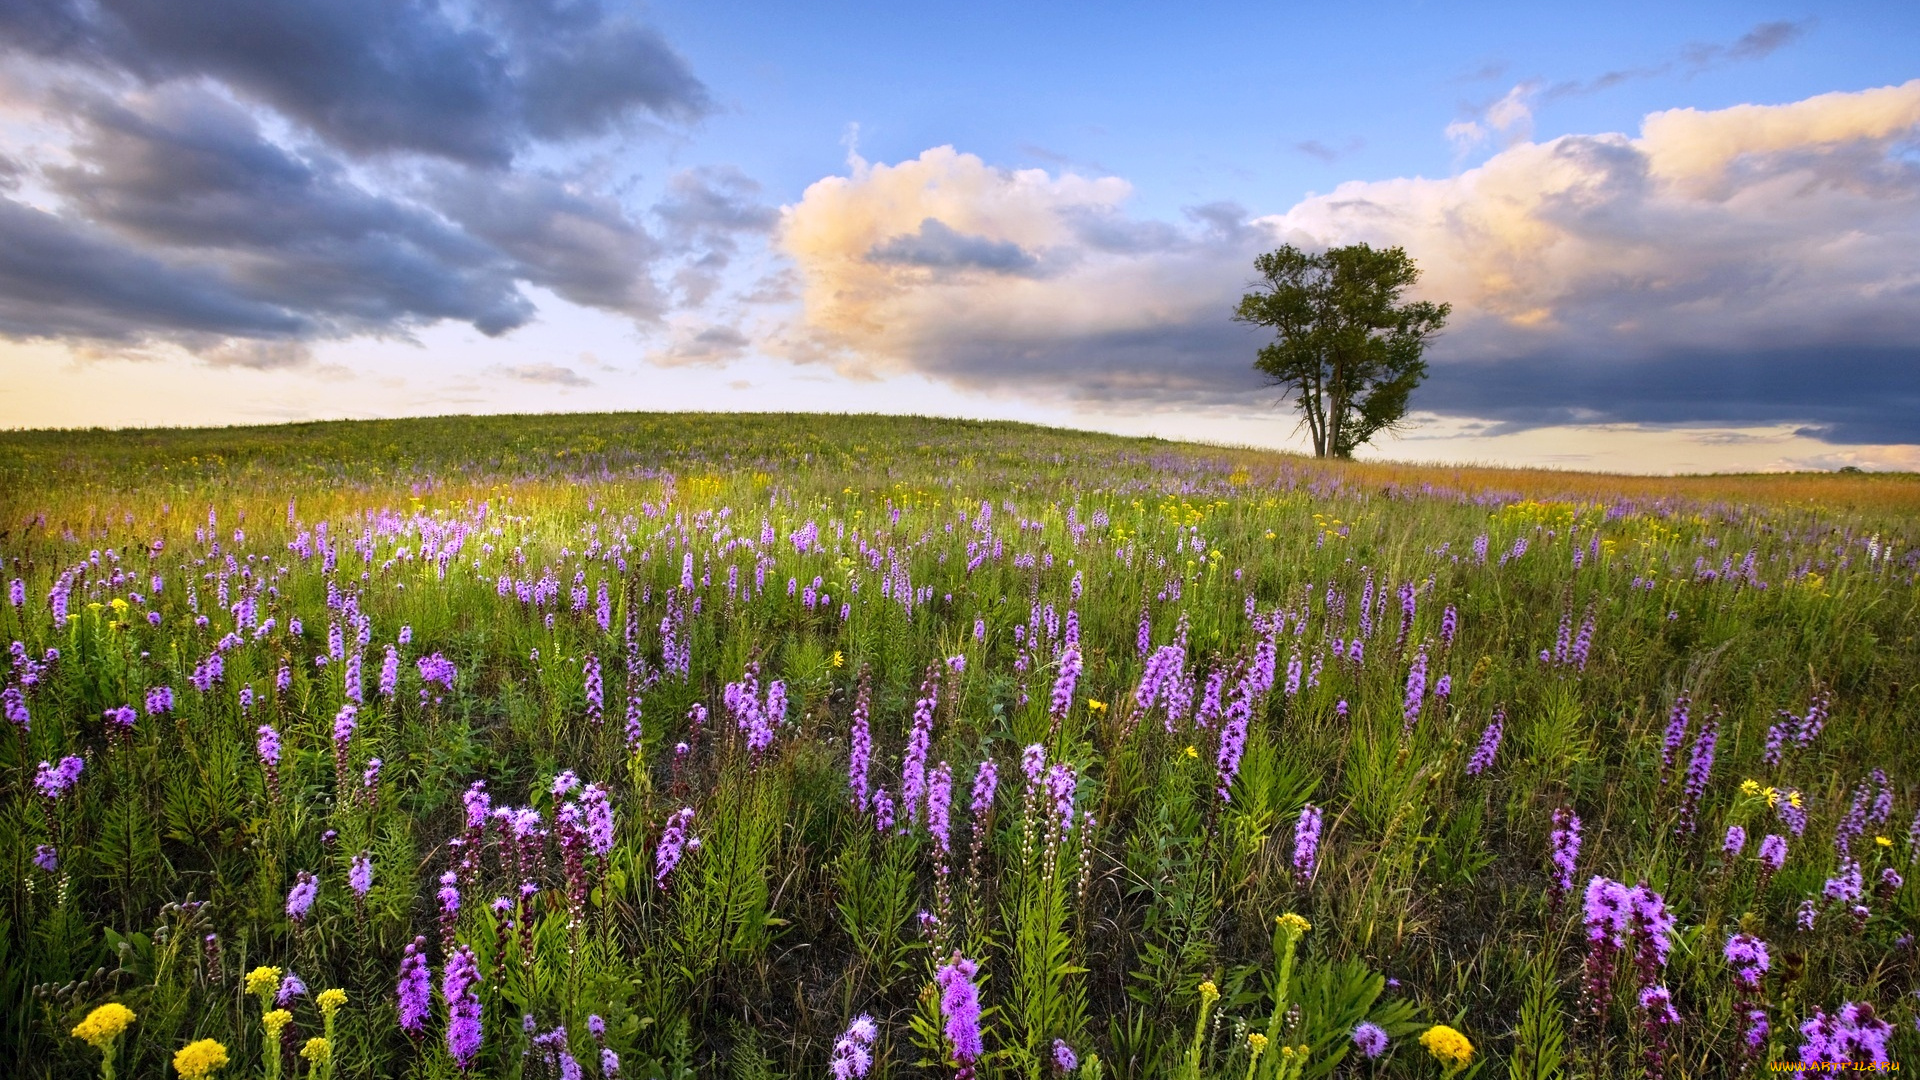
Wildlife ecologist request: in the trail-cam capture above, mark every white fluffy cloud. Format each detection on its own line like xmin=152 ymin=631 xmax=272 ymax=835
xmin=778 ymin=81 xmax=1920 ymax=443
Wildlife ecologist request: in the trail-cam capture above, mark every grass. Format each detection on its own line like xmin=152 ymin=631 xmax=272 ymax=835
xmin=1 ymin=411 xmax=1915 ymax=1079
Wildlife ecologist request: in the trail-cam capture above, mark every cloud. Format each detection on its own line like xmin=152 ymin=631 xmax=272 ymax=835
xmin=494 ymin=361 xmax=591 ymax=387
xmin=646 ymin=322 xmax=751 ymax=367
xmin=1544 ymin=19 xmax=1814 ymax=101
xmin=0 ymin=0 xmax=708 ymax=165
xmin=1293 ymin=138 xmax=1364 ymax=163
xmin=868 ymin=218 xmax=1042 ymax=274
xmin=779 ymin=83 xmax=1920 ymax=444
xmin=0 ymin=0 xmax=732 ymax=363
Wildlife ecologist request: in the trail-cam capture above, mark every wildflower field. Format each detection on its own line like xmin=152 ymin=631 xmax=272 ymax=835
xmin=2 ymin=412 xmax=1918 ymax=1079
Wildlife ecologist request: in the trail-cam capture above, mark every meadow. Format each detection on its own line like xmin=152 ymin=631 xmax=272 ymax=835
xmin=2 ymin=412 xmax=1916 ymax=1080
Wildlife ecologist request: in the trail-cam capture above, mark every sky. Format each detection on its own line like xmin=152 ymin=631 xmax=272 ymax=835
xmin=1 ymin=0 xmax=1917 ymax=473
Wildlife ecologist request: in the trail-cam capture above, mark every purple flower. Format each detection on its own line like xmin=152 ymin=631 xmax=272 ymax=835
xmin=970 ymin=760 xmax=998 ymax=841
xmin=901 ymin=668 xmax=939 ymax=827
xmin=417 ymin=652 xmax=457 ymax=691
xmin=1758 ymin=833 xmax=1788 ymax=874
xmin=1675 ymin=712 xmax=1717 ymax=835
xmin=1724 ymin=932 xmax=1770 ymax=989
xmin=443 ymin=945 xmax=483 ymax=1069
xmin=581 ymin=784 xmax=615 ymax=857
xmin=1292 ymin=803 xmax=1322 ymax=884
xmin=1467 ymin=706 xmax=1505 ymax=775
xmin=1351 ymin=1021 xmax=1388 ymax=1059
xmin=102 ymin=704 xmax=136 ymax=732
xmin=145 ymin=685 xmax=174 ymax=716
xmin=33 ymin=755 xmax=84 ymax=799
xmin=1800 ymin=1002 xmax=1894 ymax=1065
xmin=1723 ymin=825 xmax=1747 ymax=858
xmin=584 ymin=654 xmax=604 ymax=726
xmin=349 ymin=853 xmax=373 ymax=897
xmin=849 ymin=671 xmax=873 ymax=811
xmin=935 ymin=954 xmax=985 ymax=1067
xmin=928 ymin=762 xmax=954 ymax=854
xmin=1797 ymin=899 xmax=1818 ymax=931
xmin=552 ymin=770 xmax=581 ymax=798
xmin=1051 ymin=1039 xmax=1078 ymax=1074
xmin=1049 ymin=641 xmax=1082 ymax=723
xmin=32 ymin=843 xmax=57 ymax=872
xmin=397 ymin=936 xmax=432 ymax=1035
xmin=380 ymin=645 xmax=399 ymax=698
xmin=1549 ymin=808 xmax=1581 ymax=905
xmin=655 ymin=807 xmax=697 ymax=890
xmin=1216 ymin=693 xmax=1249 ymax=801
xmin=1659 ymin=696 xmax=1692 ymax=780
xmin=872 ymin=789 xmax=895 ymax=833
xmin=286 ymin=870 xmax=319 ymax=922
xmin=829 ymin=1015 xmax=879 ymax=1080
xmin=2 ymin=685 xmax=27 ymax=730
xmin=1402 ymin=647 xmax=1428 ymax=734
xmin=1045 ymin=763 xmax=1078 ymax=836
xmin=276 ymin=971 xmax=307 ymax=1006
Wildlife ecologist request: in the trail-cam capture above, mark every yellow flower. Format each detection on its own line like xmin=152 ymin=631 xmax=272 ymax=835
xmin=1198 ymin=981 xmax=1220 ymax=1004
xmin=301 ymin=1038 xmax=331 ymax=1065
xmin=173 ymin=1038 xmax=229 ymax=1080
xmin=831 ymin=651 xmax=845 ymax=668
xmin=72 ymin=1002 xmax=137 ymax=1049
xmin=1876 ymin=836 xmax=1894 ymax=848
xmin=1740 ymin=779 xmax=1761 ymax=797
xmin=1788 ymin=791 xmax=1804 ymax=809
xmin=317 ymin=989 xmax=347 ymax=1019
xmin=1247 ymin=1033 xmax=1269 ymax=1053
xmin=1420 ymin=1025 xmax=1474 ymax=1069
xmin=1183 ymin=746 xmax=1199 ymax=759
xmin=1275 ymin=913 xmax=1311 ymax=936
xmin=1087 ymin=699 xmax=1107 ymax=713
xmin=245 ymin=965 xmax=283 ymax=998
xmin=262 ymin=1010 xmax=292 ymax=1038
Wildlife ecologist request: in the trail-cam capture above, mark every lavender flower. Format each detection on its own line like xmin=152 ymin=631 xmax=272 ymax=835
xmin=32 ymin=844 xmax=57 ymax=872
xmin=848 ymin=670 xmax=873 ymax=811
xmin=397 ymin=937 xmax=432 ymax=1035
xmin=655 ymin=807 xmax=697 ymax=890
xmin=584 ymin=653 xmax=603 ymax=726
xmin=102 ymin=704 xmax=136 ymax=733
xmin=970 ymin=760 xmax=998 ymax=846
xmin=1758 ymin=833 xmax=1789 ymax=876
xmin=1352 ymin=1021 xmax=1389 ymax=1059
xmin=1292 ymin=803 xmax=1322 ymax=884
xmin=380 ymin=645 xmax=399 ymax=698
xmin=2 ymin=686 xmax=27 ymax=730
xmin=1215 ymin=694 xmax=1249 ymax=801
xmin=872 ymin=788 xmax=895 ymax=833
xmin=1799 ymin=1003 xmax=1894 ymax=1065
xmin=287 ymin=871 xmax=319 ymax=923
xmin=829 ymin=1015 xmax=879 ymax=1080
xmin=443 ymin=945 xmax=483 ymax=1069
xmin=928 ymin=762 xmax=954 ymax=854
xmin=1549 ymin=808 xmax=1582 ymax=906
xmin=1052 ymin=1039 xmax=1078 ymax=1074
xmin=349 ymin=853 xmax=373 ymax=897
xmin=1467 ymin=706 xmax=1505 ymax=776
xmin=1724 ymin=933 xmax=1770 ymax=989
xmin=901 ymin=667 xmax=938 ymax=827
xmin=1402 ymin=647 xmax=1428 ymax=735
xmin=935 ymin=954 xmax=985 ymax=1072
xmin=1676 ymin=712 xmax=1717 ymax=836
xmin=1724 ymin=825 xmax=1747 ymax=858
xmin=33 ymin=755 xmax=84 ymax=799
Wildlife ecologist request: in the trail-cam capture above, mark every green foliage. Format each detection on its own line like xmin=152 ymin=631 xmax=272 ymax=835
xmin=1234 ymin=244 xmax=1451 ymax=458
xmin=0 ymin=412 xmax=1915 ymax=1079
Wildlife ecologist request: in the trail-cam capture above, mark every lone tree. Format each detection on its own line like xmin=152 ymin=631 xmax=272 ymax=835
xmin=1234 ymin=243 xmax=1449 ymax=458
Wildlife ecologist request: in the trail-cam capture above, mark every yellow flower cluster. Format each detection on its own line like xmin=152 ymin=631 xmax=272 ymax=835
xmin=71 ymin=1003 xmax=137 ymax=1049
xmin=263 ymin=1010 xmax=292 ymax=1038
xmin=1198 ymin=980 xmax=1220 ymax=1004
xmin=173 ymin=1038 xmax=230 ymax=1080
xmin=1275 ymin=913 xmax=1311 ymax=936
xmin=317 ymin=988 xmax=348 ymax=1019
xmin=301 ymin=1037 xmax=332 ymax=1065
xmin=1420 ymin=1024 xmax=1474 ymax=1068
xmin=245 ymin=965 xmax=283 ymax=998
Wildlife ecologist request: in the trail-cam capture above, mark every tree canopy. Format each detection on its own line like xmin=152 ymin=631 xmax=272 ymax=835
xmin=1234 ymin=243 xmax=1450 ymax=458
